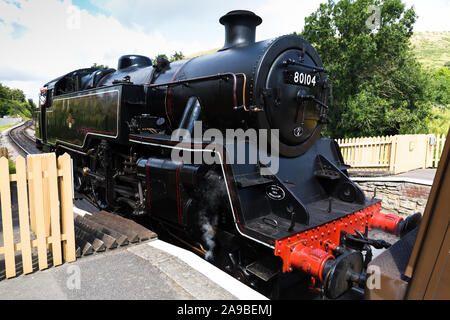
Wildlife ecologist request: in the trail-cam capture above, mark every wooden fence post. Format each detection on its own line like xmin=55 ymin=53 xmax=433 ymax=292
xmin=28 ymin=154 xmax=48 ymax=270
xmin=15 ymin=156 xmax=33 ymax=274
xmin=0 ymin=157 xmax=16 ymax=278
xmin=58 ymin=153 xmax=76 ymax=262
xmin=46 ymin=154 xmax=63 ymax=266
xmin=27 ymin=155 xmax=36 ymax=234
xmin=388 ymin=136 xmax=396 ymax=173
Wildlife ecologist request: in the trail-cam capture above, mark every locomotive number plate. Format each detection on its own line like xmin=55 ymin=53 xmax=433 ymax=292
xmin=284 ymin=70 xmax=317 ymax=87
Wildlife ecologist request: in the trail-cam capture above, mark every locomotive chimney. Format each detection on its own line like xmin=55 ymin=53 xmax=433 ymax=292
xmin=219 ymin=10 xmax=262 ymax=50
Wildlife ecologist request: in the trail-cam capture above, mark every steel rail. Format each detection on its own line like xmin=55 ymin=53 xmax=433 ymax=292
xmin=7 ymin=120 xmax=37 ymax=155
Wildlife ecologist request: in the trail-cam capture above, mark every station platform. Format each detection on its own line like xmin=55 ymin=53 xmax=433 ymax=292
xmin=0 ymin=185 xmax=267 ymax=300
xmin=351 ymin=168 xmax=436 ymax=186
xmin=0 ymin=238 xmax=267 ymax=300
xmin=0 ymin=168 xmax=436 ymax=300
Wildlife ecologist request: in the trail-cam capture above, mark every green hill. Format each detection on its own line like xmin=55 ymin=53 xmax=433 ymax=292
xmin=186 ymin=32 xmax=450 ymax=70
xmin=185 ymin=48 xmax=218 ymax=59
xmin=410 ymin=31 xmax=450 ymax=70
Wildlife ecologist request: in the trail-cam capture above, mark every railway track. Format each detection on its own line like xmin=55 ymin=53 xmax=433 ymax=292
xmin=8 ymin=120 xmax=41 ymax=156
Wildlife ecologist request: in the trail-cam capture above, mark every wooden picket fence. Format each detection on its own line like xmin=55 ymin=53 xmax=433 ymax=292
xmin=337 ymin=136 xmax=393 ymax=170
xmin=0 ymin=153 xmax=76 ymax=279
xmin=427 ymin=133 xmax=446 ymax=168
xmin=336 ymin=133 xmax=447 ymax=174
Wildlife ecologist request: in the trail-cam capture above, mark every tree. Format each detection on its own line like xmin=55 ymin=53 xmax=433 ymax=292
xmin=153 ymin=51 xmax=184 ymax=64
xmin=0 ymin=82 xmax=35 ymax=118
xmin=299 ymin=0 xmax=431 ymax=138
xmin=91 ymin=63 xmax=109 ymax=69
xmin=424 ymin=67 xmax=450 ymax=134
xmin=426 ymin=67 xmax=450 ymax=106
xmin=0 ymin=100 xmax=8 ymax=117
xmin=170 ymin=51 xmax=184 ymax=62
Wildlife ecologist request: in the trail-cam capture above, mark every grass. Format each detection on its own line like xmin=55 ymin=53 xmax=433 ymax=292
xmin=0 ymin=122 xmax=19 ymax=133
xmin=185 ymin=32 xmax=450 ymax=70
xmin=410 ymin=31 xmax=450 ymax=70
xmin=427 ymin=106 xmax=450 ymax=135
xmin=8 ymin=158 xmax=16 ymax=173
xmin=0 ymin=122 xmax=20 ymax=173
xmin=185 ymin=48 xmax=219 ymax=59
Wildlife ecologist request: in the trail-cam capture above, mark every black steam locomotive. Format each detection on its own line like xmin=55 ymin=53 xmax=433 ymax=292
xmin=35 ymin=10 xmax=414 ymax=298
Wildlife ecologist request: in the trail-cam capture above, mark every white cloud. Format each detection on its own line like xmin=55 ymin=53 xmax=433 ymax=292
xmin=90 ymin=0 xmax=324 ymax=48
xmin=0 ymin=0 xmax=448 ymax=104
xmin=253 ymin=0 xmax=324 ymax=40
xmin=404 ymin=0 xmax=450 ymax=32
xmin=0 ymin=0 xmax=206 ymax=103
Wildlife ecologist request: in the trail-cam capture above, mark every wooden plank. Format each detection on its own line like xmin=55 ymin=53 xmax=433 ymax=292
xmin=0 ymin=234 xmax=69 ymax=254
xmin=434 ymin=135 xmax=438 ymax=167
xmin=75 ymin=215 xmax=128 ymax=246
xmin=389 ymin=136 xmax=396 ymax=173
xmin=371 ymin=137 xmax=377 ymax=165
xmin=99 ymin=211 xmax=157 ymax=241
xmin=74 ymin=215 xmax=118 ymax=249
xmin=351 ymin=138 xmax=356 ymax=166
xmin=347 ymin=138 xmax=351 ymax=163
xmin=357 ymin=137 xmax=362 ymax=165
xmin=58 ymin=153 xmax=76 ymax=262
xmin=15 ymin=156 xmax=33 ymax=274
xmin=75 ymin=225 xmax=106 ymax=252
xmin=46 ymin=154 xmax=63 ymax=266
xmin=27 ymin=155 xmax=36 ymax=234
xmin=86 ymin=213 xmax=139 ymax=243
xmin=0 ymin=157 xmax=16 ymax=278
xmin=439 ymin=134 xmax=446 ymax=165
xmin=75 ymin=236 xmax=94 ymax=256
xmin=434 ymin=134 xmax=441 ymax=167
xmin=29 ymin=155 xmax=48 ymax=270
xmin=41 ymin=155 xmax=51 ymax=237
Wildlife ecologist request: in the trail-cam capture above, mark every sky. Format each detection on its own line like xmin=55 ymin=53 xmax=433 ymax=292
xmin=0 ymin=0 xmax=449 ymax=104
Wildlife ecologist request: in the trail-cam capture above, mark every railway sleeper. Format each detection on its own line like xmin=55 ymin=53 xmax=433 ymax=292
xmin=75 ymin=225 xmax=106 ymax=253
xmin=85 ymin=213 xmax=140 ymax=243
xmin=74 ymin=215 xmax=119 ymax=249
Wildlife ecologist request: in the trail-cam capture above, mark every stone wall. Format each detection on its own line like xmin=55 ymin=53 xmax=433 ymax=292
xmin=355 ymin=181 xmax=431 ymax=217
